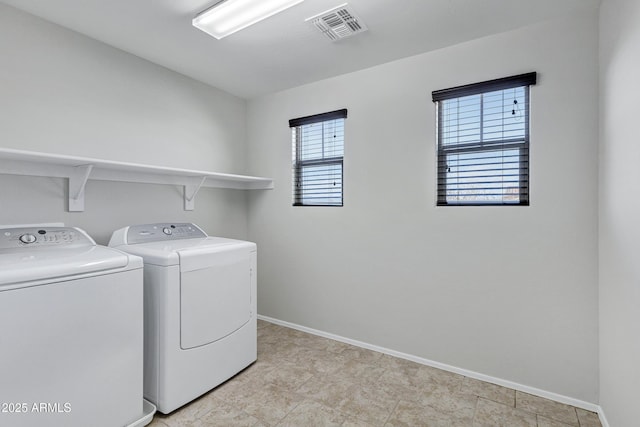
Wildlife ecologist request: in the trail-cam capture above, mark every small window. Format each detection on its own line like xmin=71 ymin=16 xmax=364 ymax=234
xmin=289 ymin=109 xmax=347 ymax=206
xmin=432 ymin=73 xmax=537 ymax=206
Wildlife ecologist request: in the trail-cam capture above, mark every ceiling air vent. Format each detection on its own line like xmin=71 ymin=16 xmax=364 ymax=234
xmin=306 ymin=3 xmax=368 ymax=41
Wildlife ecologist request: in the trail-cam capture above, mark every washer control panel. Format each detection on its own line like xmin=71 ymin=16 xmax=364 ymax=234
xmin=0 ymin=227 xmax=94 ymax=250
xmin=125 ymin=223 xmax=207 ymax=244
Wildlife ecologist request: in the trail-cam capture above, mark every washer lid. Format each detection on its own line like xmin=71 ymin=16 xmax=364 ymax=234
xmin=0 ymin=246 xmax=131 ymax=288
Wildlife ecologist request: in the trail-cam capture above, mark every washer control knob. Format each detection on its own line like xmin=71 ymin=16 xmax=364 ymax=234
xmin=19 ymin=234 xmax=37 ymax=244
xmin=162 ymin=227 xmax=173 ymax=235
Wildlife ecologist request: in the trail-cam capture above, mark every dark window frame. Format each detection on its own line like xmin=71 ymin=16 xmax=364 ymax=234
xmin=432 ymin=73 xmax=536 ymax=206
xmin=290 ymin=109 xmax=347 ymax=207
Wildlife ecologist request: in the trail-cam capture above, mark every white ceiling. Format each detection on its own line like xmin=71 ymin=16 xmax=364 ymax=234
xmin=1 ymin=0 xmax=599 ymax=99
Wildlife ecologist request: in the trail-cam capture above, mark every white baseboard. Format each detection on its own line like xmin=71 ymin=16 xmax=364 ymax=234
xmin=597 ymin=407 xmax=610 ymax=427
xmin=258 ymin=314 xmax=607 ymax=425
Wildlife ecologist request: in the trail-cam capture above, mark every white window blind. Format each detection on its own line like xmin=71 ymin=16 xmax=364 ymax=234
xmin=289 ymin=109 xmax=346 ymax=206
xmin=432 ymin=73 xmax=536 ymax=206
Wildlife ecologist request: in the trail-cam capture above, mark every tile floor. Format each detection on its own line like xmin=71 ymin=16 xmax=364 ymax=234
xmin=149 ymin=320 xmax=602 ymax=427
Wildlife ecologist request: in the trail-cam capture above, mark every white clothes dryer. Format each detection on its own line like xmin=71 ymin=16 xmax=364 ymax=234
xmin=109 ymin=223 xmax=257 ymax=414
xmin=0 ymin=226 xmax=154 ymax=427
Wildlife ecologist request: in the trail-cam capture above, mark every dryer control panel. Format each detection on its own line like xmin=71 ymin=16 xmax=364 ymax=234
xmin=123 ymin=223 xmax=207 ymax=245
xmin=0 ymin=227 xmax=95 ymax=249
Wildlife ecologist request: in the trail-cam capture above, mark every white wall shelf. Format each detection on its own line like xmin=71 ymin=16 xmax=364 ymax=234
xmin=0 ymin=148 xmax=273 ymax=212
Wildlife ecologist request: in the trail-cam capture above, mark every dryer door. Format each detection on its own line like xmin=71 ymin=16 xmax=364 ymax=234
xmin=178 ymin=246 xmax=251 ymax=349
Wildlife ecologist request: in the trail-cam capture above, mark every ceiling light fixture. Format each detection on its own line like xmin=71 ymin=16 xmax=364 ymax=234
xmin=193 ymin=0 xmax=305 ymax=40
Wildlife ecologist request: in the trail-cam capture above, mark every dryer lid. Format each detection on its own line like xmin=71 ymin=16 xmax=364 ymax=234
xmin=111 ymin=236 xmax=251 ymax=267
xmin=0 ymin=246 xmax=132 ymax=288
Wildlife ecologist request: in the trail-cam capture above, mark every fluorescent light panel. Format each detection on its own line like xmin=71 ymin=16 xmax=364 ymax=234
xmin=193 ymin=0 xmax=304 ymax=39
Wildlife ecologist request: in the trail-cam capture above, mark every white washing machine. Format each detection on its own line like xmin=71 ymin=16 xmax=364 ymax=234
xmin=0 ymin=226 xmax=154 ymax=427
xmin=109 ymin=223 xmax=257 ymax=414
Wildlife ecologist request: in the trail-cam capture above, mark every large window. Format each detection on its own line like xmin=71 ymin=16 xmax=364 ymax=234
xmin=432 ymin=73 xmax=536 ymax=206
xmin=289 ymin=109 xmax=347 ymax=206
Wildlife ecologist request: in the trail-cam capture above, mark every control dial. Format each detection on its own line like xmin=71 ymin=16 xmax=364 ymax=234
xmin=19 ymin=234 xmax=37 ymax=244
xmin=162 ymin=227 xmax=173 ymax=235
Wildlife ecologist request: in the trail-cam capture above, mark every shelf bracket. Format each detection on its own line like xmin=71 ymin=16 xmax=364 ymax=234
xmin=68 ymin=164 xmax=94 ymax=212
xmin=183 ymin=176 xmax=207 ymax=211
